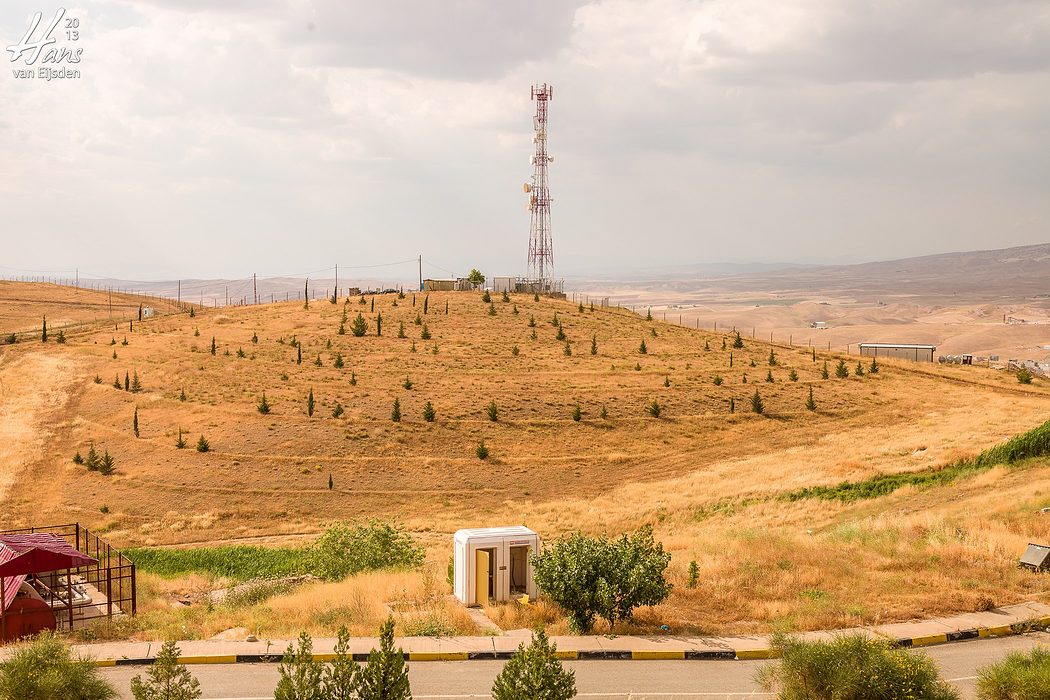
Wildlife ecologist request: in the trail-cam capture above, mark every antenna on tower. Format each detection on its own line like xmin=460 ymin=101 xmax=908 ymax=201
xmin=526 ymin=83 xmax=555 ymax=292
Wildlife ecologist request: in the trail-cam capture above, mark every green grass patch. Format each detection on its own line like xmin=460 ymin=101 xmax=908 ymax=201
xmin=977 ymin=647 xmax=1050 ymax=700
xmin=125 ymin=545 xmax=308 ymax=581
xmin=785 ymin=419 xmax=1050 ymax=503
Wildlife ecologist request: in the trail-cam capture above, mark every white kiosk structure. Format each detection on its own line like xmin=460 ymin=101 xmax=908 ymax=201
xmin=453 ymin=527 xmax=540 ymax=607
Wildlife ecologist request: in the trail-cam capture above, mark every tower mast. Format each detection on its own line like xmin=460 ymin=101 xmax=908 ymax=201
xmin=526 ymin=84 xmax=554 ymax=290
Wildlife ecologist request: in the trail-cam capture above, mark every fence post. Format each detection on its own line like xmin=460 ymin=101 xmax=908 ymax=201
xmin=106 ymin=567 xmax=112 ymax=618
xmin=130 ymin=562 xmax=137 ymax=615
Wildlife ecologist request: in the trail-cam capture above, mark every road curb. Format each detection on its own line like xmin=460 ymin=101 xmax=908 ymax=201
xmin=88 ymin=617 xmax=1050 ymax=667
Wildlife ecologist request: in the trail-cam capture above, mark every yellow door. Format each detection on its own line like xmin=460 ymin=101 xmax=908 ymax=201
xmin=474 ymin=549 xmax=490 ymax=606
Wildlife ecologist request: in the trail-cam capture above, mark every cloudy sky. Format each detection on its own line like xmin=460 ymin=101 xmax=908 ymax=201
xmin=1 ymin=0 xmax=1048 ymax=281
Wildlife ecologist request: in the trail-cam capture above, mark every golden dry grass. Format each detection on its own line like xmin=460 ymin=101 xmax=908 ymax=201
xmin=2 ymin=280 xmax=1050 ymax=638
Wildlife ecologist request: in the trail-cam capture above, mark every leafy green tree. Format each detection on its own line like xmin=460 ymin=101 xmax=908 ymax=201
xmin=130 ymin=640 xmax=202 ymax=700
xmin=309 ymin=520 xmax=424 ymax=580
xmin=422 ymin=401 xmax=436 ymax=422
xmin=391 ymin=398 xmax=402 ymax=422
xmin=492 ymin=628 xmax=576 ymax=700
xmin=307 ymin=388 xmax=315 ymax=417
xmin=835 ymin=359 xmax=849 ymax=378
xmin=258 ymin=393 xmax=271 ymax=414
xmin=356 ymin=618 xmax=412 ymax=700
xmin=750 ymin=390 xmax=764 ymax=414
xmin=351 ymin=313 xmax=368 ymax=337
xmin=321 ymin=626 xmax=358 ymax=700
xmin=467 ymin=268 xmax=485 ymax=288
xmin=0 ymin=631 xmax=116 ymax=700
xmin=531 ymin=525 xmax=671 ymax=633
xmin=274 ymin=632 xmax=323 ymax=700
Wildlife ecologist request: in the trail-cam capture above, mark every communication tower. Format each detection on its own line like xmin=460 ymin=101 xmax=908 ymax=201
xmin=525 ymin=84 xmax=554 ymax=289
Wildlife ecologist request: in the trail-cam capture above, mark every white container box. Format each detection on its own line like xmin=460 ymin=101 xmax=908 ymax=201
xmin=453 ymin=526 xmax=540 ymax=607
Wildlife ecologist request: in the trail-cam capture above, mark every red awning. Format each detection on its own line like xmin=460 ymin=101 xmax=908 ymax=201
xmin=0 ymin=534 xmax=97 ymax=613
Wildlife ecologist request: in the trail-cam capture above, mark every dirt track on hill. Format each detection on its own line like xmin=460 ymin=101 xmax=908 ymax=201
xmin=0 ymin=351 xmax=81 ymax=507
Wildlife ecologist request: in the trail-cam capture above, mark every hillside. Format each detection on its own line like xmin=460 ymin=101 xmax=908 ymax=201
xmin=2 ymin=281 xmax=1050 ymax=637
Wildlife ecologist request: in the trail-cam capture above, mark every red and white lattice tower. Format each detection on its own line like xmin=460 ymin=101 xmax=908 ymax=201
xmin=525 ymin=84 xmax=554 ymax=288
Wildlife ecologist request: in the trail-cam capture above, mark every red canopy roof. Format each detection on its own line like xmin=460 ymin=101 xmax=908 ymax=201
xmin=0 ymin=534 xmax=97 ymax=612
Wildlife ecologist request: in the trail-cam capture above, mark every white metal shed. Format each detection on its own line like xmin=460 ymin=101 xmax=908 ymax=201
xmin=453 ymin=526 xmax=540 ymax=607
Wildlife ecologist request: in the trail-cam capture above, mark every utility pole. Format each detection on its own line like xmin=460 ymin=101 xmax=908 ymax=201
xmin=177 ymin=280 xmax=181 ymax=307
xmin=225 ymin=285 xmax=229 ymax=307
xmin=253 ymin=273 xmax=258 ymax=305
xmin=418 ymin=255 xmax=422 ymax=291
xmin=334 ymin=265 xmax=338 ymax=300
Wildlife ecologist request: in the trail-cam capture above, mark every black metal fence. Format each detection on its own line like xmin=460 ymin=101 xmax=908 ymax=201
xmin=0 ymin=523 xmax=136 ymax=630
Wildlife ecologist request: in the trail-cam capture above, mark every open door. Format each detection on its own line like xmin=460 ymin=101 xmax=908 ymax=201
xmin=474 ymin=548 xmax=491 ymax=606
xmin=509 ymin=545 xmax=529 ymax=596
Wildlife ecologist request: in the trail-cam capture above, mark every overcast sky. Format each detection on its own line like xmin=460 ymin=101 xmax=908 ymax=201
xmin=1 ymin=0 xmax=1048 ymax=281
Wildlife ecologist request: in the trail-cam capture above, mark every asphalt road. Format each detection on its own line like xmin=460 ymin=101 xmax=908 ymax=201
xmin=99 ymin=632 xmax=1048 ymax=699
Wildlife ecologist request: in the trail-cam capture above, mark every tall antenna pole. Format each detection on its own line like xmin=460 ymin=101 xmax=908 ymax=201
xmin=526 ymin=83 xmax=555 ymax=291
xmin=418 ymin=255 xmax=422 ymax=291
xmin=334 ymin=265 xmax=338 ymax=300
xmin=253 ymin=273 xmax=258 ymax=305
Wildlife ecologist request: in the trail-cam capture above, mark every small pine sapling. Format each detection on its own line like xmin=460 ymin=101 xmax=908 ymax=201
xmin=391 ymin=397 xmax=401 ymax=422
xmin=806 ymin=386 xmax=816 ymax=411
xmin=750 ymin=390 xmax=764 ymax=414
xmin=196 ymin=435 xmax=210 ymax=452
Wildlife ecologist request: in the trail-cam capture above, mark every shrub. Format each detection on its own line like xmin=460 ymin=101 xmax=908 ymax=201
xmin=487 ymin=401 xmax=499 ymax=421
xmin=332 ymin=403 xmax=344 ymax=418
xmin=750 ymin=390 xmax=764 ymax=414
xmin=646 ymin=400 xmax=661 ymax=418
xmin=422 ymin=401 xmax=436 ymax=422
xmin=757 ymin=633 xmax=959 ymax=700
xmin=391 ymin=398 xmax=401 ymax=422
xmin=687 ymin=560 xmax=699 ymax=589
xmin=492 ymin=628 xmax=575 ymax=700
xmin=98 ymin=451 xmax=115 ymax=476
xmin=309 ymin=520 xmax=424 ymax=580
xmin=351 ymin=313 xmax=368 ymax=337
xmin=314 ymin=353 xmax=323 ymax=367
xmin=350 ymin=371 xmax=357 ymax=386
xmin=257 ymin=393 xmax=271 ymax=414
xmin=572 ymin=404 xmax=581 ymax=422
xmin=532 ymin=525 xmax=671 ymax=633
xmin=977 ymin=647 xmax=1050 ymax=700
xmin=663 ymin=376 xmax=670 ymax=387
xmin=476 ymin=441 xmax=489 ymax=460
xmin=511 ymin=345 xmax=519 ymax=356
xmin=322 ymin=626 xmax=358 ymax=699
xmin=130 ymin=640 xmax=201 ymax=700
xmin=835 ymin=359 xmax=849 ymax=378
xmin=274 ymin=632 xmax=322 ymax=700
xmin=765 ymin=370 xmax=774 ymax=383
xmin=528 ymin=315 xmax=536 ymax=328
xmin=713 ymin=375 xmax=723 ymax=386
xmin=196 ymin=435 xmax=210 ymax=453
xmin=1018 ymin=366 xmax=1033 ymax=384
xmin=73 ymin=451 xmax=83 ymax=465
xmin=0 ymin=631 xmax=117 ymax=700
xmin=599 ymin=404 xmax=608 ymax=419
xmin=563 ymin=341 xmax=572 ymax=356
xmin=356 ymin=618 xmax=412 ymax=700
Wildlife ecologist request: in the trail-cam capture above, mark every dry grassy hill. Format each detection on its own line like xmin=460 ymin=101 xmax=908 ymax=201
xmin=2 ymin=281 xmax=1049 ymax=638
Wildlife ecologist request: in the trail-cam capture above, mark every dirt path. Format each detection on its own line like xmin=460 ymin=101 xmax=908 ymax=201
xmin=0 ymin=350 xmax=82 ymax=505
